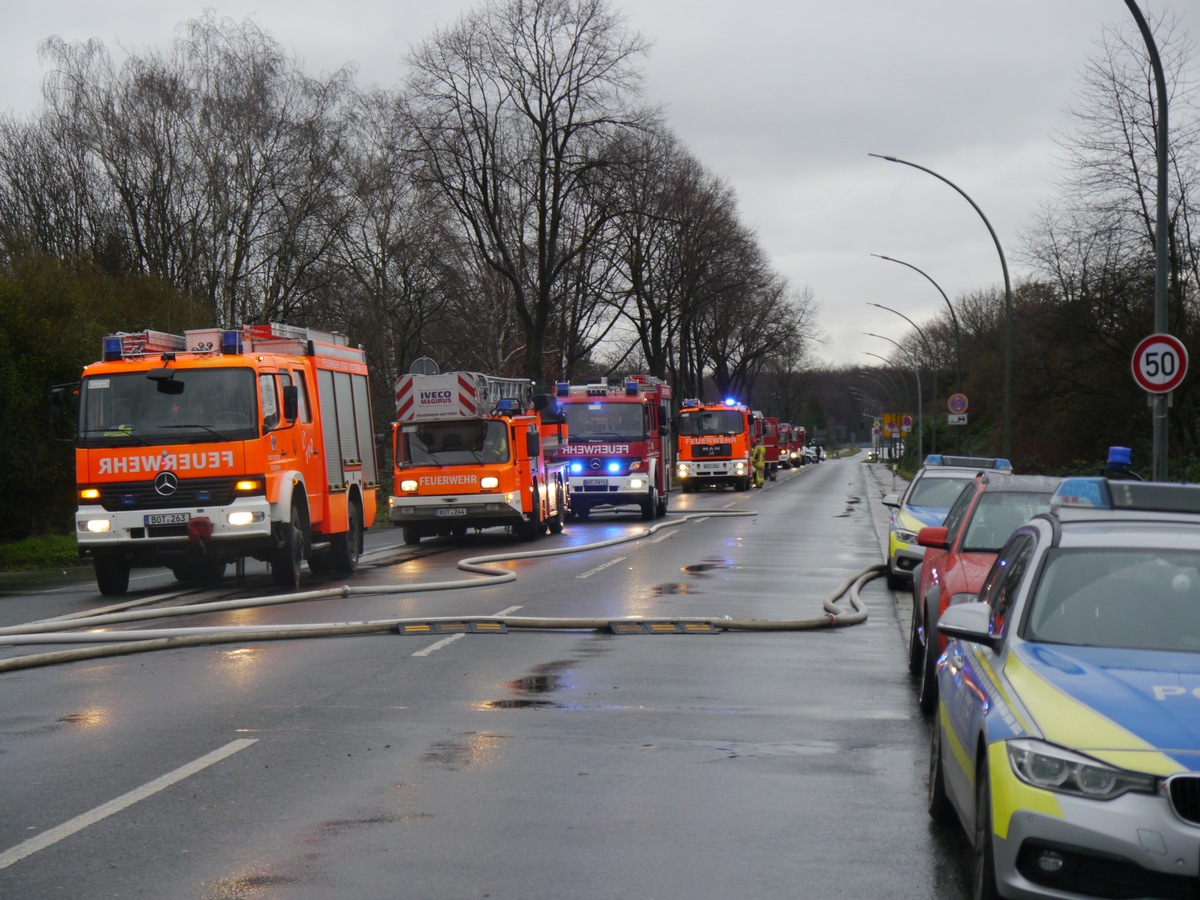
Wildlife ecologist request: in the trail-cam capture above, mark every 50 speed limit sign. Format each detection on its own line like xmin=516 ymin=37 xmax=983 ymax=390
xmin=1131 ymin=333 xmax=1189 ymax=393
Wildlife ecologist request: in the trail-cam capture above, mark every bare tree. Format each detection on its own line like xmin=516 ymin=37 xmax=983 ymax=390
xmin=404 ymin=0 xmax=651 ymax=386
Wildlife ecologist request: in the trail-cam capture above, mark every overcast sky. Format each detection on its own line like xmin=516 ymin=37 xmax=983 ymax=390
xmin=2 ymin=1 xmax=1198 ymax=371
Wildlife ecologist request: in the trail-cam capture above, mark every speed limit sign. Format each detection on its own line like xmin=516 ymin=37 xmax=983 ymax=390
xmin=1131 ymin=333 xmax=1189 ymax=393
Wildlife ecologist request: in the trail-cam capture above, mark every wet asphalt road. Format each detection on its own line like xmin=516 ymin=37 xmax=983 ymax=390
xmin=0 ymin=457 xmax=972 ymax=899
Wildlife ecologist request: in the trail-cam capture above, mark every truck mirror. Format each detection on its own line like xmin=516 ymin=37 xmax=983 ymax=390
xmin=282 ymin=385 xmax=299 ymax=422
xmin=527 ymin=431 xmax=541 ymax=458
xmin=149 ymin=369 xmax=185 ymax=395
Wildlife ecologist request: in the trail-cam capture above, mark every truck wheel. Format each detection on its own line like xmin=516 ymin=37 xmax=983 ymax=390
xmin=548 ymin=482 xmax=566 ymax=534
xmin=328 ymin=497 xmax=362 ymax=573
xmin=402 ymin=526 xmax=421 ymax=546
xmin=94 ymin=554 xmax=131 ymax=596
xmin=656 ymin=491 xmax=669 ymax=518
xmin=640 ymin=486 xmax=657 ymax=521
xmin=736 ymin=477 xmax=750 ymax=491
xmin=272 ymin=503 xmax=303 ymax=588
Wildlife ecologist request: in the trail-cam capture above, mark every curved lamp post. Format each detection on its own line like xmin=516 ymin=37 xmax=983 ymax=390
xmin=1125 ymin=0 xmax=1170 ymax=480
xmin=870 ymin=153 xmax=1011 ymax=459
xmin=868 ymin=302 xmax=937 ymax=454
xmin=871 ymin=254 xmax=962 ymax=395
xmin=865 ymin=339 xmax=923 ymax=462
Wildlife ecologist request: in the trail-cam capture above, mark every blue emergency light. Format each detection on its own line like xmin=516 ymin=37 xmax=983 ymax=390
xmin=570 ymin=462 xmax=584 ymax=474
xmin=625 ymin=381 xmax=639 ymax=396
xmin=723 ymin=397 xmax=737 ymax=406
xmin=607 ymin=461 xmax=621 ymax=474
xmin=556 ymin=382 xmax=570 ymax=397
xmin=1053 ymin=477 xmax=1200 ymax=515
xmin=102 ymin=336 xmax=123 ymax=361
xmin=496 ymin=398 xmax=519 ymax=412
xmin=221 ymin=330 xmax=243 ymax=355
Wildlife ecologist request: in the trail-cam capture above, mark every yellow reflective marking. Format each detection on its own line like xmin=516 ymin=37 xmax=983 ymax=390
xmin=987 ymin=742 xmax=1061 ymax=840
xmin=1005 ymin=653 xmax=1184 ymax=777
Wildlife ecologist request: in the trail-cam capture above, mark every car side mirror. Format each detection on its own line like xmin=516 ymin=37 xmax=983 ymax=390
xmin=918 ymin=526 xmax=949 ymax=549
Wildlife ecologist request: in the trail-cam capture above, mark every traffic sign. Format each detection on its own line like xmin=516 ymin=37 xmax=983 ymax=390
xmin=948 ymin=413 xmax=967 ymax=426
xmin=948 ymin=393 xmax=968 ymax=414
xmin=1131 ymin=333 xmax=1189 ymax=393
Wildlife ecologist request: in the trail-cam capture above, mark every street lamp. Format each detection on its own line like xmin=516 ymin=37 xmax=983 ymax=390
xmin=864 ymin=339 xmax=923 ymax=462
xmin=1125 ymin=1 xmax=1170 ymax=481
xmin=868 ymin=302 xmax=938 ymax=454
xmin=871 ymin=254 xmax=962 ymax=395
xmin=870 ymin=153 xmax=1012 ymax=459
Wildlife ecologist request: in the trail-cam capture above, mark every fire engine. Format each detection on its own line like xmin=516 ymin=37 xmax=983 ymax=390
xmin=388 ymin=370 xmax=569 ymax=543
xmin=675 ymin=398 xmax=753 ymax=492
xmin=62 ymin=324 xmax=380 ymax=595
xmin=762 ymin=415 xmax=781 ymax=480
xmin=552 ymin=375 xmax=672 ymax=520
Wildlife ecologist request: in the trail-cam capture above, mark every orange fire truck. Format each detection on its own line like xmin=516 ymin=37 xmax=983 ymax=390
xmin=552 ymin=375 xmax=672 ymax=520
xmin=675 ymin=398 xmax=753 ymax=492
xmin=388 ymin=371 xmax=569 ymax=543
xmin=62 ymin=324 xmax=380 ymax=595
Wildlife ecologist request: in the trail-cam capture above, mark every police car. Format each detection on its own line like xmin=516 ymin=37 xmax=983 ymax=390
xmin=881 ymin=454 xmax=1013 ymax=590
xmin=931 ymin=477 xmax=1200 ymax=899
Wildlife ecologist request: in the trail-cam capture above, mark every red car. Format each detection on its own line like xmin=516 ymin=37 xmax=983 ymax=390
xmin=908 ymin=472 xmax=1060 ymax=713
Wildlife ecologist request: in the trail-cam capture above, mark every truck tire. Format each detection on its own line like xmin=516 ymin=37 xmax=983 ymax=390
xmin=640 ymin=486 xmax=657 ymax=520
xmin=548 ymin=482 xmax=566 ymax=534
xmin=94 ymin=554 xmax=131 ymax=596
xmin=402 ymin=526 xmax=421 ymax=546
xmin=272 ymin=502 xmax=303 ymax=588
xmin=328 ymin=496 xmax=362 ymax=573
xmin=656 ymin=490 xmax=668 ymax=518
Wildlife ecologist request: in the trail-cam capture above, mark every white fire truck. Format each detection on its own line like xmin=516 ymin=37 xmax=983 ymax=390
xmin=388 ymin=371 xmax=569 ymax=543
xmin=552 ymin=375 xmax=672 ymax=520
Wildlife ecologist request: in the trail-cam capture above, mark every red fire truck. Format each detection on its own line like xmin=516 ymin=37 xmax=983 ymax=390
xmin=552 ymin=375 xmax=672 ymax=520
xmin=63 ymin=323 xmax=380 ymax=594
xmin=389 ymin=371 xmax=569 ymax=543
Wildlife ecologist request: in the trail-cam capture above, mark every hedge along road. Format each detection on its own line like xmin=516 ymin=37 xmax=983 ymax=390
xmin=0 ymin=455 xmax=970 ymax=899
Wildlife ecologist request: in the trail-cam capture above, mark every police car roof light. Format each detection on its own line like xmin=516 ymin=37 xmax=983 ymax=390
xmin=924 ymin=454 xmax=1013 ymax=471
xmin=1053 ymin=476 xmax=1200 ymax=515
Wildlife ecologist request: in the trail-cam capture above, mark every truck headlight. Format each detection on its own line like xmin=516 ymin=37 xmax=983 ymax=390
xmin=481 ymin=476 xmax=499 ymax=489
xmin=83 ymin=519 xmax=111 ymax=533
xmin=735 ymin=462 xmax=746 ymax=474
xmin=226 ymin=511 xmax=264 ymax=527
xmin=677 ymin=463 xmax=691 ymax=476
xmin=400 ymin=479 xmax=418 ymax=492
xmin=629 ymin=478 xmax=645 ymax=489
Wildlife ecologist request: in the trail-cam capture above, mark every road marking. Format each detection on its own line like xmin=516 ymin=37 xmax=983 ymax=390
xmin=412 ymin=606 xmax=522 ymax=657
xmin=648 ymin=530 xmax=674 ymax=544
xmin=575 ymin=556 xmax=627 ymax=579
xmin=0 ymin=738 xmax=257 ymax=870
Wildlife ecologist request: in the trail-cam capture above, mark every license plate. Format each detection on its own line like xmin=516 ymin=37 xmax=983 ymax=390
xmin=582 ymin=479 xmax=607 ymax=487
xmin=145 ymin=513 xmax=190 ymax=526
xmin=434 ymin=507 xmax=467 ymax=518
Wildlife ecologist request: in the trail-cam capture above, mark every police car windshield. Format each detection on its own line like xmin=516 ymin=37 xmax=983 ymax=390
xmin=561 ymin=402 xmax=645 ymax=441
xmin=78 ymin=369 xmax=256 ymax=444
xmin=1026 ymin=548 xmax=1200 ymax=652
xmin=908 ymin=475 xmax=974 ymax=508
xmin=678 ymin=409 xmax=743 ymax=436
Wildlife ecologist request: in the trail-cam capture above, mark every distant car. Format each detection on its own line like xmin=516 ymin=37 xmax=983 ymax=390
xmin=881 ymin=454 xmax=1013 ymax=590
xmin=931 ymin=477 xmax=1200 ymax=899
xmin=803 ymin=446 xmax=820 ymax=464
xmin=908 ymin=472 xmax=1060 ymax=713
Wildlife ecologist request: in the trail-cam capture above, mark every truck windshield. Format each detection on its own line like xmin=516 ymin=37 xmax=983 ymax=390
xmin=401 ymin=420 xmax=509 ymax=466
xmin=561 ymin=401 xmax=645 ymax=441
xmin=678 ymin=409 xmax=744 ymax=437
xmin=78 ymin=368 xmax=257 ymax=445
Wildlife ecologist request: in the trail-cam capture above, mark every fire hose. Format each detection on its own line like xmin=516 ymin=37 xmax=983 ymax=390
xmin=0 ymin=511 xmax=882 ymax=673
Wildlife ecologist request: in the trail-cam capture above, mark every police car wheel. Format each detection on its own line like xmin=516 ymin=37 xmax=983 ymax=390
xmin=973 ymin=757 xmax=1000 ymax=900
xmin=917 ymin=603 xmax=940 ymax=715
xmin=907 ymin=608 xmax=924 ymax=675
xmin=927 ymin=724 xmax=955 ymax=825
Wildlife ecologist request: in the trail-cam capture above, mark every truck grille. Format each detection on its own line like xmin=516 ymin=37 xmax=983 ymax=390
xmin=691 ymin=443 xmax=732 ymax=458
xmin=1168 ymin=775 xmax=1200 ymax=825
xmin=92 ymin=477 xmax=241 ymax=511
